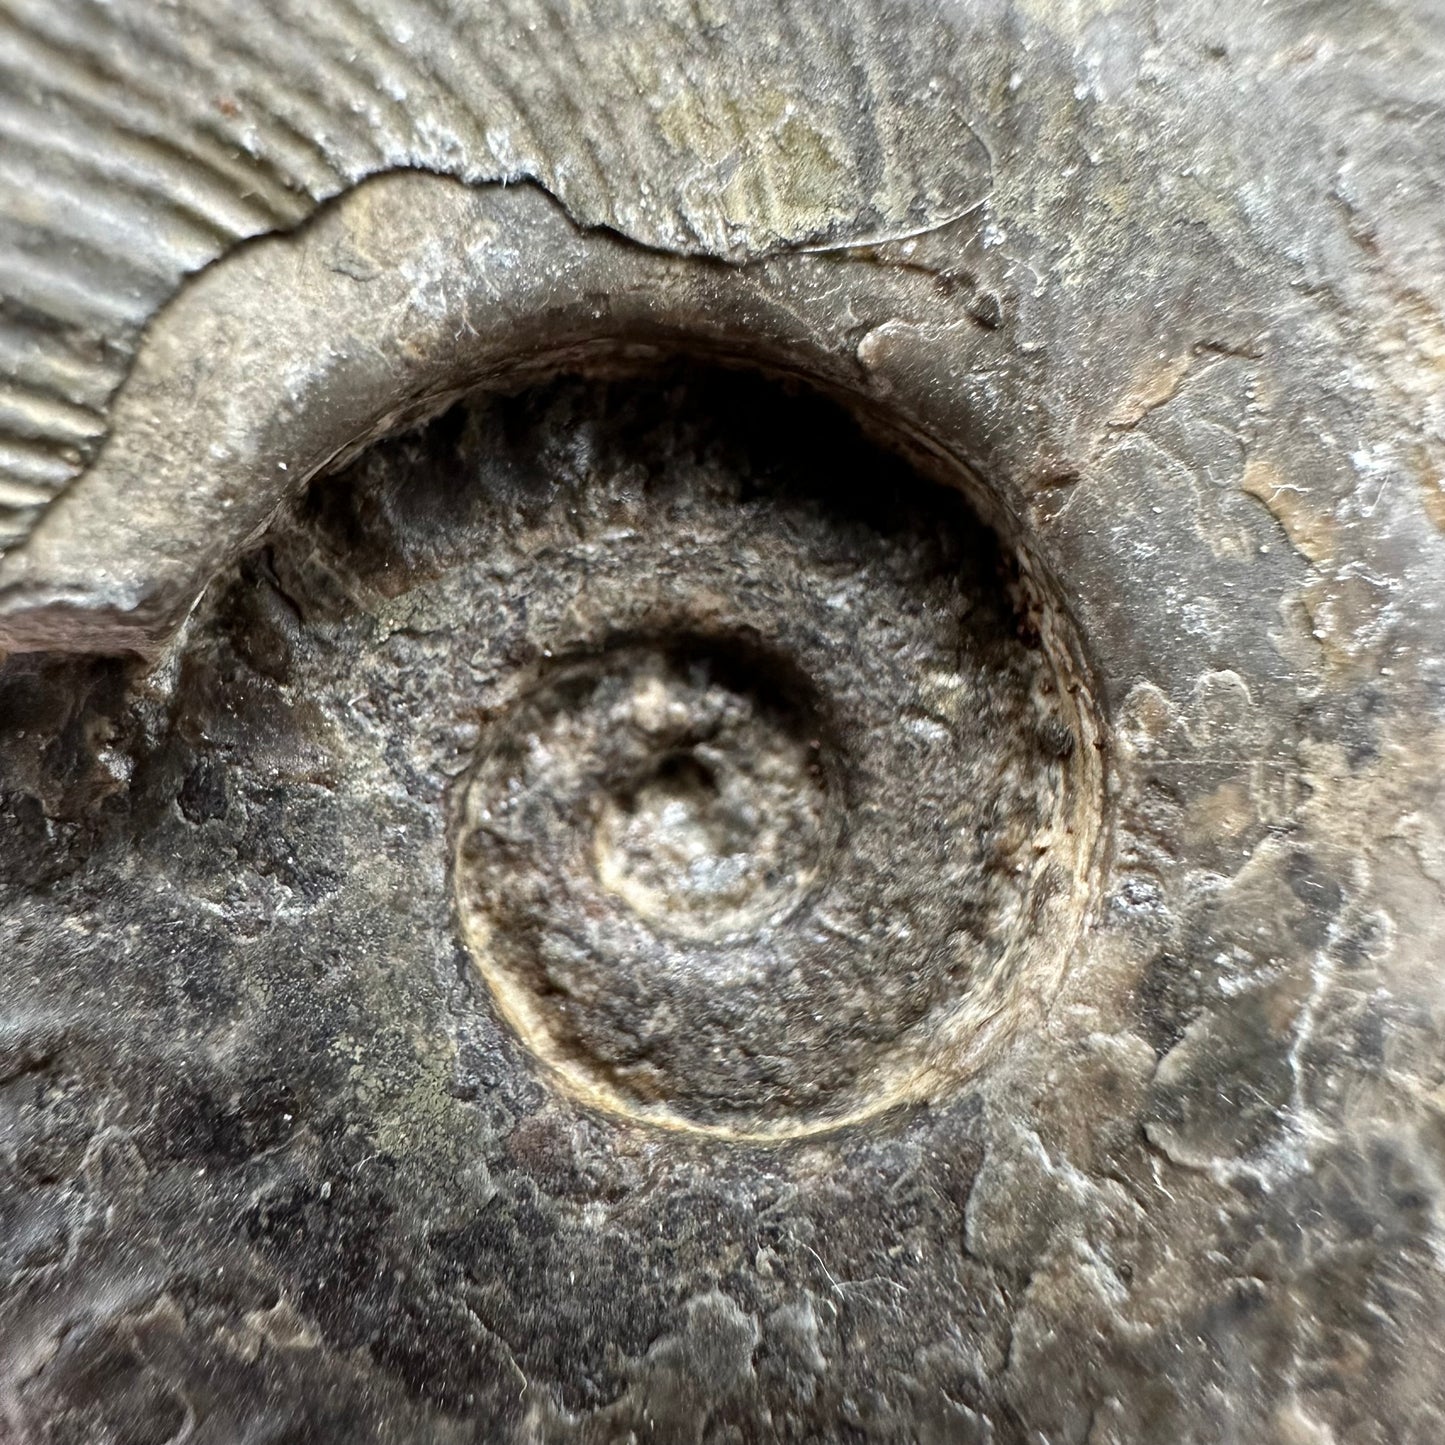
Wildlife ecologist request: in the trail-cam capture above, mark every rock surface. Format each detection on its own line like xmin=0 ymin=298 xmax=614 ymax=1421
xmin=1 ymin=2 xmax=1443 ymax=1442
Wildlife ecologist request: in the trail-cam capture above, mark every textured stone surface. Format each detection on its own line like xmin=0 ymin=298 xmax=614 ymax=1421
xmin=440 ymin=378 xmax=1096 ymax=1138
xmin=1 ymin=1 xmax=1444 ymax=1442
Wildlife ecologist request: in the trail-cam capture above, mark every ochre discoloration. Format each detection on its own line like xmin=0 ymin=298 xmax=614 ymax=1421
xmin=1414 ymin=450 xmax=1445 ymax=533
xmin=1241 ymin=459 xmax=1337 ymax=567
xmin=1106 ymin=352 xmax=1194 ymax=430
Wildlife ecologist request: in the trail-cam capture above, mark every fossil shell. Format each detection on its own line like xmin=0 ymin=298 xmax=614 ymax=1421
xmin=1 ymin=2 xmax=1444 ymax=1442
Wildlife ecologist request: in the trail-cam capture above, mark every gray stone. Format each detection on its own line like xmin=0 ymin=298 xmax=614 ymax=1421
xmin=0 ymin=2 xmax=1443 ymax=1442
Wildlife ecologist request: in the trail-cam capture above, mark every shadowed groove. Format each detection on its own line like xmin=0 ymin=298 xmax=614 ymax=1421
xmin=0 ymin=1 xmax=332 ymax=200
xmin=332 ymin=0 xmax=448 ymax=120
xmin=0 ymin=239 xmax=156 ymax=331
xmin=292 ymin=0 xmax=427 ymax=156
xmin=508 ymin=0 xmax=618 ymax=205
xmin=410 ymin=0 xmax=544 ymax=169
xmin=0 ymin=385 xmax=108 ymax=450
xmin=0 ymin=132 xmax=240 ymax=266
xmin=0 ymin=442 xmax=81 ymax=497
xmin=192 ymin=13 xmax=390 ymax=182
xmin=0 ymin=29 xmax=304 ymax=235
xmin=35 ymin=0 xmax=356 ymax=198
xmin=0 ymin=317 xmax=115 ymax=414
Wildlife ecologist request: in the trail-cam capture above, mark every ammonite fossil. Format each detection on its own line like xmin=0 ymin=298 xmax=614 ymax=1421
xmin=0 ymin=3 xmax=1443 ymax=1443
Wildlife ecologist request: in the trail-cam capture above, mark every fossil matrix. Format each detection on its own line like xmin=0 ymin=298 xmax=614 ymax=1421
xmin=0 ymin=3 xmax=1443 ymax=1442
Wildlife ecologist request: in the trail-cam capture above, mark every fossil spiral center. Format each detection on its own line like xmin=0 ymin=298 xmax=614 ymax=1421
xmin=587 ymin=662 xmax=827 ymax=940
xmin=468 ymin=643 xmax=830 ymax=955
xmin=301 ymin=367 xmax=1103 ymax=1137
